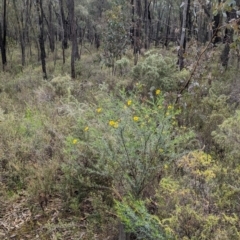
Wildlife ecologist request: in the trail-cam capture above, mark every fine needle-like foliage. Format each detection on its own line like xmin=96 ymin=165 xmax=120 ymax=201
xmin=65 ymin=86 xmax=194 ymax=200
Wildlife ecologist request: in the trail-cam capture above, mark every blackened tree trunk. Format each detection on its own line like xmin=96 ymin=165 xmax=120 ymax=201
xmin=36 ymin=0 xmax=47 ymax=79
xmin=164 ymin=3 xmax=172 ymax=48
xmin=67 ymin=0 xmax=76 ymax=79
xmin=143 ymin=0 xmax=150 ymax=49
xmin=59 ymin=0 xmax=68 ymax=64
xmin=60 ymin=0 xmax=68 ymax=49
xmin=0 ymin=0 xmax=7 ymax=68
xmin=48 ymin=1 xmax=55 ymax=53
xmin=131 ymin=0 xmax=142 ymax=65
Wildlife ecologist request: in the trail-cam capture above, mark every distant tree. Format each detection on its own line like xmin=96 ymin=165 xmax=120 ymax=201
xmin=12 ymin=0 xmax=31 ymax=66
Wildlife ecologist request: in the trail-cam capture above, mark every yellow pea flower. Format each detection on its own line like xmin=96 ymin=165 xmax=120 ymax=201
xmin=133 ymin=116 xmax=139 ymax=121
xmin=109 ymin=120 xmax=118 ymax=128
xmin=72 ymin=139 xmax=78 ymax=144
xmin=84 ymin=126 xmax=89 ymax=131
xmin=109 ymin=120 xmax=115 ymax=126
xmin=96 ymin=108 xmax=102 ymax=113
xmin=127 ymin=100 xmax=132 ymax=106
xmin=156 ymin=89 xmax=161 ymax=95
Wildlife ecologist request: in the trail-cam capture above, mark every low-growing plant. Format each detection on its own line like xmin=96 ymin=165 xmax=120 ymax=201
xmin=115 ymin=196 xmax=169 ymax=240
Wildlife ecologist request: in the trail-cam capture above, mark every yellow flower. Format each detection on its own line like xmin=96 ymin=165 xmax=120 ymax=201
xmin=133 ymin=116 xmax=139 ymax=121
xmin=84 ymin=126 xmax=89 ymax=131
xmin=96 ymin=108 xmax=102 ymax=113
xmin=156 ymin=89 xmax=161 ymax=95
xmin=164 ymin=164 xmax=168 ymax=170
xmin=168 ymin=105 xmax=173 ymax=110
xmin=72 ymin=139 xmax=78 ymax=144
xmin=127 ymin=100 xmax=132 ymax=106
xmin=109 ymin=120 xmax=115 ymax=126
xmin=159 ymin=148 xmax=164 ymax=153
xmin=109 ymin=120 xmax=118 ymax=128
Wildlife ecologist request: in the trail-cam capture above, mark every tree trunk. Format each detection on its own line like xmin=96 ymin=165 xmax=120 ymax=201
xmin=67 ymin=0 xmax=76 ymax=79
xmin=164 ymin=4 xmax=172 ymax=48
xmin=178 ymin=0 xmax=190 ymax=70
xmin=118 ymin=223 xmax=130 ymax=240
xmin=59 ymin=0 xmax=68 ymax=49
xmin=59 ymin=0 xmax=68 ymax=64
xmin=0 ymin=0 xmax=7 ymax=68
xmin=36 ymin=0 xmax=47 ymax=79
xmin=12 ymin=0 xmax=29 ymax=67
xmin=48 ymin=2 xmax=55 ymax=53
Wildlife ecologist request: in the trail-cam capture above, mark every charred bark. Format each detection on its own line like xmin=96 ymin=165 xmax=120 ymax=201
xmin=36 ymin=0 xmax=47 ymax=79
xmin=0 ymin=0 xmax=7 ymax=68
xmin=67 ymin=0 xmax=76 ymax=79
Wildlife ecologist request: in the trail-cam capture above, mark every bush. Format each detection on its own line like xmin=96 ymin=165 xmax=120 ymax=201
xmin=132 ymin=53 xmax=189 ymax=92
xmin=62 ymin=86 xmax=194 ymax=203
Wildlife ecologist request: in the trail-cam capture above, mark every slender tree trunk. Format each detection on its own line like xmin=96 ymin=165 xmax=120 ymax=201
xmin=164 ymin=4 xmax=172 ymax=48
xmin=59 ymin=0 xmax=68 ymax=49
xmin=118 ymin=223 xmax=130 ymax=240
xmin=12 ymin=0 xmax=28 ymax=66
xmin=155 ymin=6 xmax=164 ymax=47
xmin=143 ymin=0 xmax=149 ymax=49
xmin=68 ymin=0 xmax=76 ymax=79
xmin=36 ymin=0 xmax=47 ymax=79
xmin=48 ymin=2 xmax=55 ymax=53
xmin=0 ymin=0 xmax=7 ymax=68
xmin=178 ymin=0 xmax=190 ymax=70
xmin=59 ymin=0 xmax=68 ymax=64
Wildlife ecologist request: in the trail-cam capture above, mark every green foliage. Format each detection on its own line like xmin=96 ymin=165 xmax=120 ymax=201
xmin=132 ymin=53 xmax=189 ymax=92
xmin=68 ymin=87 xmax=194 ymax=198
xmin=103 ymin=4 xmax=129 ymax=68
xmin=211 ymin=111 xmax=240 ymax=216
xmin=115 ymin=196 xmax=168 ymax=240
xmin=212 ymin=110 xmax=240 ymax=162
xmin=114 ymin=57 xmax=130 ymax=76
xmin=50 ymin=75 xmax=73 ymax=98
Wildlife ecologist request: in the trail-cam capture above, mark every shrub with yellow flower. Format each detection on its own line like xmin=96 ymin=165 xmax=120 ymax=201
xmin=133 ymin=116 xmax=139 ymax=122
xmin=109 ymin=120 xmax=119 ymax=128
xmin=127 ymin=100 xmax=132 ymax=106
xmin=96 ymin=108 xmax=102 ymax=113
xmin=72 ymin=139 xmax=78 ymax=144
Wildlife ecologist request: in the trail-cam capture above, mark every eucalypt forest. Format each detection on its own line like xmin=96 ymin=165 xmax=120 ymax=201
xmin=1 ymin=0 xmax=240 ymax=239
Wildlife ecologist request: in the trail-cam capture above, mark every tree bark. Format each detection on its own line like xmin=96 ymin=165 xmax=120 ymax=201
xmin=178 ymin=0 xmax=190 ymax=70
xmin=67 ymin=0 xmax=76 ymax=79
xmin=48 ymin=1 xmax=55 ymax=53
xmin=0 ymin=0 xmax=7 ymax=68
xmin=12 ymin=0 xmax=30 ymax=67
xmin=36 ymin=0 xmax=47 ymax=79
